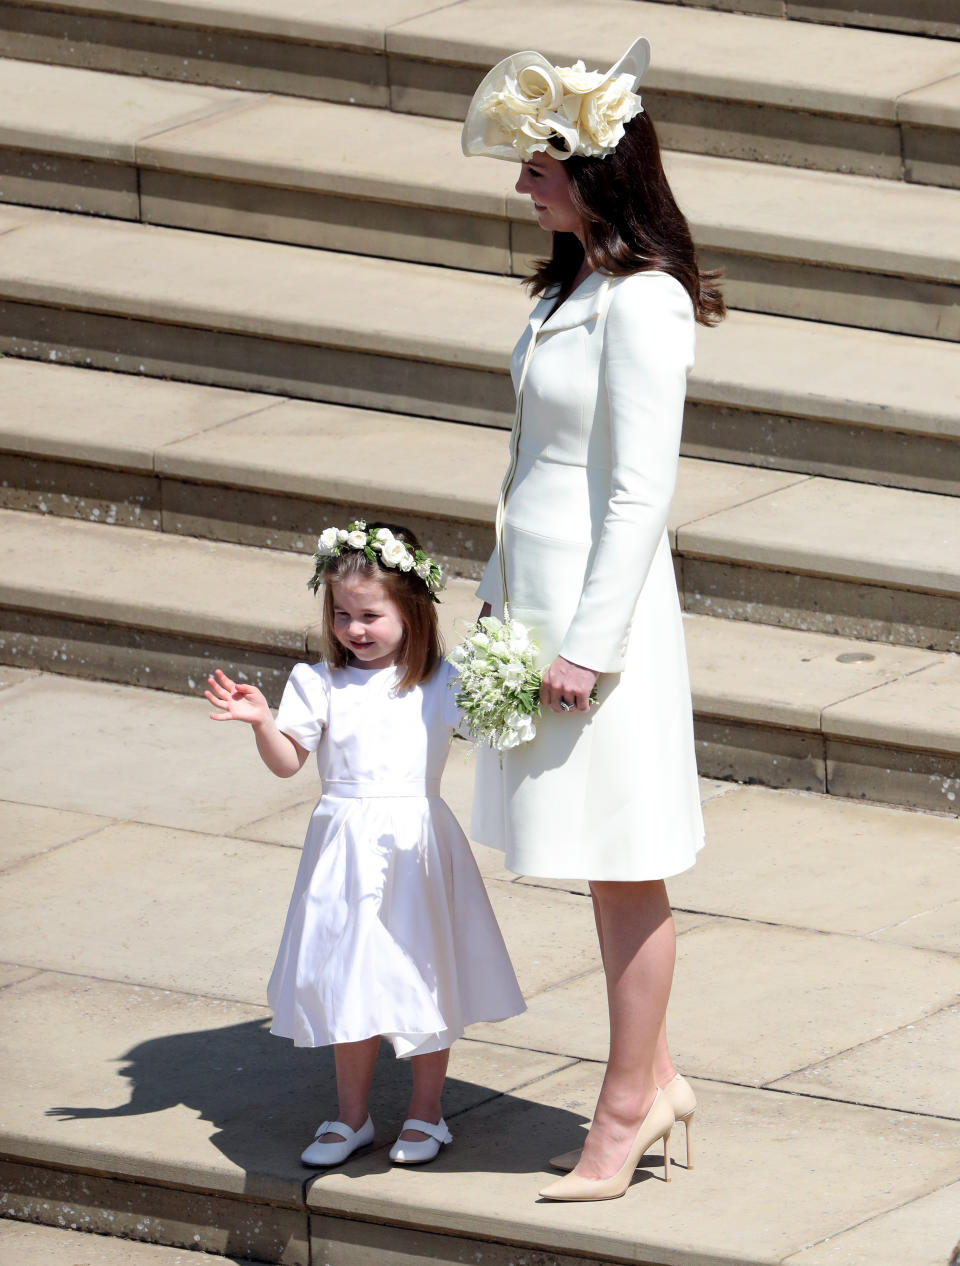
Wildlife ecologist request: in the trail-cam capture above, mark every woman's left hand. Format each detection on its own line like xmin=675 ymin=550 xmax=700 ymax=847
xmin=540 ymin=656 xmax=598 ymax=714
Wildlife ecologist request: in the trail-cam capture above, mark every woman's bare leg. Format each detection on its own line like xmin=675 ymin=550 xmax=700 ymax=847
xmin=574 ymin=879 xmax=675 ymax=1181
xmin=400 ymin=1047 xmax=450 ymax=1142
xmin=318 ymin=1036 xmax=380 ymax=1142
xmin=655 ymin=1015 xmax=678 ymax=1089
xmin=592 ymin=890 xmax=678 ymax=1092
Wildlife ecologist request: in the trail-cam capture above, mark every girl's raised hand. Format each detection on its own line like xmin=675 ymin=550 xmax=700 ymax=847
xmin=206 ymin=668 xmax=270 ymax=726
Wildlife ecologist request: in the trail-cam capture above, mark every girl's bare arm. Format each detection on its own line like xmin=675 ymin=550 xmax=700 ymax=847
xmin=205 ymin=668 xmax=309 ymax=778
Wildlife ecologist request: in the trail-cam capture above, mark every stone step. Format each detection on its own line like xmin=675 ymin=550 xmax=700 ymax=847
xmin=0 ymin=1219 xmax=273 ymax=1266
xmin=3 ymin=61 xmax=959 ymax=342
xmin=1 ymin=207 xmax=958 ymax=496
xmin=1 ymin=0 xmax=958 ymax=187
xmin=0 ymin=506 xmax=957 ymax=811
xmin=3 ymin=359 xmax=960 ymax=654
xmin=639 ymin=0 xmax=959 ymax=41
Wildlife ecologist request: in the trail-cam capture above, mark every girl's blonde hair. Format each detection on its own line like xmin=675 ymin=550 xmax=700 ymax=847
xmin=320 ymin=522 xmax=443 ymax=691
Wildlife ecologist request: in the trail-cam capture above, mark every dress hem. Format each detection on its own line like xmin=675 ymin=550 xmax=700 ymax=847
xmin=479 ymin=833 xmax=706 ymax=884
xmin=268 ymin=1002 xmax=527 ymax=1057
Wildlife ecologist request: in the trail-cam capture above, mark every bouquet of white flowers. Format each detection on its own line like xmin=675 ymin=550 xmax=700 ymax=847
xmin=447 ymin=615 xmax=544 ymax=751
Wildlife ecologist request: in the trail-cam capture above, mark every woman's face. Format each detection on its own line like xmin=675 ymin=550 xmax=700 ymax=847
xmin=516 ymin=152 xmax=583 ymax=238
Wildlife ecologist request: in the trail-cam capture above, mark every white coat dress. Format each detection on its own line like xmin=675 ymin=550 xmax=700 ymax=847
xmin=471 ymin=268 xmax=704 ymax=881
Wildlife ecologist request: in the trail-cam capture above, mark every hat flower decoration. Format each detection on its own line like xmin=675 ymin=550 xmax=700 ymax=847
xmin=461 ymin=37 xmax=650 ymax=163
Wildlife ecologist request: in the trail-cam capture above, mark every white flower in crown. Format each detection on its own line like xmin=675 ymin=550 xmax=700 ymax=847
xmin=307 ymin=518 xmax=444 ymax=601
xmin=380 ymin=537 xmax=408 ymax=568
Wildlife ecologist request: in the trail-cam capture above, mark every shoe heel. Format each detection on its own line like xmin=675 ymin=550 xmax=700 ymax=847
xmin=663 ymin=1127 xmax=672 ymax=1183
xmin=680 ymin=1111 xmax=694 ymax=1169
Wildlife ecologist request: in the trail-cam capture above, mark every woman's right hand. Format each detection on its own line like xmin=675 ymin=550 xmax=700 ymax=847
xmin=205 ymin=668 xmax=270 ymax=727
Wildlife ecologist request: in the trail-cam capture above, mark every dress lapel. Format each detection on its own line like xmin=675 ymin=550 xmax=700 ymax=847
xmin=539 ymin=271 xmax=612 ymax=335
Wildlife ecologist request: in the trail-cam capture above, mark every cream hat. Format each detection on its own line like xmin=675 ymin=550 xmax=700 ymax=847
xmin=461 ymin=37 xmax=650 ymax=163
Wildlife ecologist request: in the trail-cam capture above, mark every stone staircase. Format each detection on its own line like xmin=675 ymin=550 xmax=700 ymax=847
xmin=1 ymin=3 xmax=959 ymax=1263
xmin=2 ymin=1 xmax=959 ymax=818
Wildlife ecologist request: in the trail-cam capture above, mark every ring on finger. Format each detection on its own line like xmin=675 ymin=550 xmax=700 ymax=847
xmin=559 ymin=698 xmax=574 ymax=712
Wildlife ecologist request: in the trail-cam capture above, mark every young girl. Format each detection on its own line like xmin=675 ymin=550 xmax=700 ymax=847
xmin=206 ymin=519 xmax=525 ymax=1167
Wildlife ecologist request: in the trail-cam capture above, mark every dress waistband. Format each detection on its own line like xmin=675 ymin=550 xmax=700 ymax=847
xmin=322 ymin=779 xmax=442 ymax=799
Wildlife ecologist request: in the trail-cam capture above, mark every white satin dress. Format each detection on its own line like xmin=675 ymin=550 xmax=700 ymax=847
xmin=472 ymin=269 xmax=704 ymax=881
xmin=268 ymin=659 xmax=525 ymax=1056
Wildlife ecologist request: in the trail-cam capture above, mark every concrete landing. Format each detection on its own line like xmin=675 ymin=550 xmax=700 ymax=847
xmin=0 ymin=670 xmax=958 ymax=1265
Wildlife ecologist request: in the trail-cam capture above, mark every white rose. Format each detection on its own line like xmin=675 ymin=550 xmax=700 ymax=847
xmin=337 ymin=529 xmax=349 ymax=543
xmin=415 ymin=559 xmax=431 ymax=580
xmin=397 ymin=553 xmax=414 ymax=572
xmin=498 ymin=729 xmax=522 ymax=750
xmin=318 ymin=526 xmax=339 ymax=552
xmin=579 ymin=77 xmax=643 ymax=157
xmin=554 ymin=59 xmax=607 ymax=95
xmin=375 ymin=527 xmax=393 ymax=542
xmin=380 ymin=538 xmax=407 ymax=567
xmin=481 ymin=61 xmax=579 ymax=161
xmin=495 ymin=62 xmax=563 ymax=118
xmin=470 ymin=632 xmax=490 ymax=650
xmin=346 ymin=530 xmax=367 ymax=549
xmin=516 ymin=715 xmax=536 ymax=743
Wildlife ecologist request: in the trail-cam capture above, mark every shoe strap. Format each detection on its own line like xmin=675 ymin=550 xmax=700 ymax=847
xmin=315 ymin=1119 xmax=355 ymax=1140
xmin=400 ymin=1118 xmax=452 ymax=1144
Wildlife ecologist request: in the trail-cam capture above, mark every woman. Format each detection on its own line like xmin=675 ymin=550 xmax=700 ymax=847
xmin=461 ymin=38 xmax=725 ymax=1201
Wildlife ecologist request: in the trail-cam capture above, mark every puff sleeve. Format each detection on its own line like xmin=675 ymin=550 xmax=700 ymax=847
xmin=558 ymin=273 xmax=694 ymax=674
xmin=275 ymin=662 xmax=329 ymax=752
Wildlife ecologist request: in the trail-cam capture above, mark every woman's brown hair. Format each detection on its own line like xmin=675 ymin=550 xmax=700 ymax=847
xmin=319 ymin=522 xmax=442 ymax=692
xmin=527 ymin=111 xmax=725 ymax=326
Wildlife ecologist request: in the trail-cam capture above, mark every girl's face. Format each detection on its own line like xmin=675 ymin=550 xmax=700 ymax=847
xmin=515 ymin=152 xmax=583 ymax=238
xmin=330 ymin=574 xmax=405 ymax=670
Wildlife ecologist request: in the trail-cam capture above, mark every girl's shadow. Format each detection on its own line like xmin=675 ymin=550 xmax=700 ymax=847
xmin=46 ymin=1018 xmax=588 ymax=1186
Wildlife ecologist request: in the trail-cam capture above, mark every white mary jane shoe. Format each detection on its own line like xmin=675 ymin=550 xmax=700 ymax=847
xmin=300 ymin=1115 xmax=374 ymax=1167
xmin=389 ymin=1118 xmax=453 ymax=1165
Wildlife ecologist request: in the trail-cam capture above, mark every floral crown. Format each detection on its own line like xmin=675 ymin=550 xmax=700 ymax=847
xmin=461 ymin=38 xmax=650 ymax=163
xmin=308 ymin=520 xmax=444 ymax=603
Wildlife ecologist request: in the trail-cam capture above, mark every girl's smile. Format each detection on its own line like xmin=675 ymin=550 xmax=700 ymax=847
xmin=330 ymin=575 xmax=405 ymax=670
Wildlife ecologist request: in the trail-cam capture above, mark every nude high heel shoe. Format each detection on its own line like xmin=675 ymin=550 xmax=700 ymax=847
xmin=549 ymin=1073 xmax=696 ymax=1172
xmin=666 ymin=1072 xmax=696 ymax=1169
xmin=539 ymin=1089 xmax=673 ymax=1202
